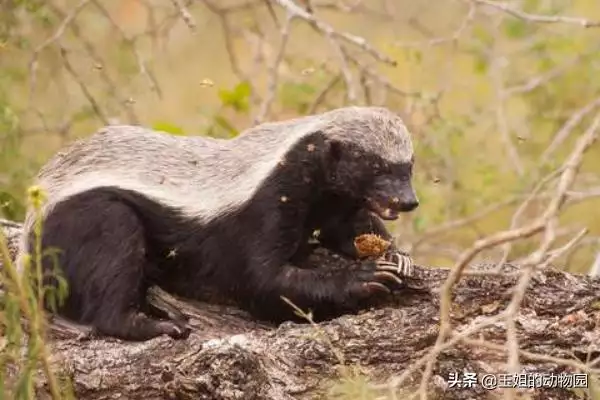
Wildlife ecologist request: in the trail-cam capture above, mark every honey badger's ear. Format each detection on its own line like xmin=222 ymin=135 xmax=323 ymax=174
xmin=310 ymin=130 xmax=342 ymax=161
xmin=323 ymin=138 xmax=344 ymax=180
xmin=328 ymin=139 xmax=343 ymax=162
xmin=319 ymin=134 xmax=342 ymax=162
xmin=310 ymin=131 xmax=342 ymax=172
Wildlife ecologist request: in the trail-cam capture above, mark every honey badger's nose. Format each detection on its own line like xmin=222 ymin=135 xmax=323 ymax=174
xmin=391 ymin=196 xmax=419 ymax=212
xmin=400 ymin=199 xmax=419 ymax=212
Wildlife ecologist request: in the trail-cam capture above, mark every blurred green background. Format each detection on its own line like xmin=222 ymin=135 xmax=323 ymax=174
xmin=1 ymin=0 xmax=599 ymax=272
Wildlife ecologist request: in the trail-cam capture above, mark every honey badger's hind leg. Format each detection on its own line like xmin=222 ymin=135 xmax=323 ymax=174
xmin=36 ymin=190 xmax=191 ymax=341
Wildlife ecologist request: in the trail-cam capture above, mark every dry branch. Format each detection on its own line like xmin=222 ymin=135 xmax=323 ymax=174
xmin=253 ymin=13 xmax=293 ymax=125
xmin=28 ymin=0 xmax=93 ymax=103
xmin=273 ymin=0 xmax=397 ymax=66
xmin=471 ymin=0 xmax=600 ymax=28
xmin=170 ymin=0 xmax=197 ymax=31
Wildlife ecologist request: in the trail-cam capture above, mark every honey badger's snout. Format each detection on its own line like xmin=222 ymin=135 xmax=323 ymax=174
xmin=391 ymin=191 xmax=419 ymax=212
xmin=365 ymin=175 xmax=419 ymax=220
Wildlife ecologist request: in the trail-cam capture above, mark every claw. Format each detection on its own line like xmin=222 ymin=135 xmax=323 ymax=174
xmin=398 ymin=254 xmax=414 ymax=277
xmin=376 ymin=260 xmax=400 ymax=267
xmin=375 ymin=264 xmax=404 ymax=274
xmin=374 ymin=271 xmax=404 ymax=286
xmin=364 ymin=282 xmax=392 ymax=295
xmin=377 ymin=251 xmax=414 ymax=278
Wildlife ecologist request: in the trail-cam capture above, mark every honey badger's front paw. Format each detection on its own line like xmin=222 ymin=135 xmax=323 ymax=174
xmin=346 ymin=267 xmax=406 ymax=299
xmin=376 ymin=250 xmax=414 ymax=279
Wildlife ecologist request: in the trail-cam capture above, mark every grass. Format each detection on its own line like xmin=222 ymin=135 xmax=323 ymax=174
xmin=0 ymin=187 xmax=72 ymax=400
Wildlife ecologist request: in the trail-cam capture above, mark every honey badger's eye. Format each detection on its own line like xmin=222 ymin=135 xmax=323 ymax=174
xmin=393 ymin=162 xmax=413 ymax=180
xmin=371 ymin=160 xmax=390 ymax=175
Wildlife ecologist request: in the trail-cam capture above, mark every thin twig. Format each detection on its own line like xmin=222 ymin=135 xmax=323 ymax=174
xmin=471 ymin=0 xmax=600 ymax=27
xmin=59 ymin=46 xmax=109 ymax=125
xmin=493 ymin=166 xmax=565 ymax=272
xmin=489 ymin=48 xmax=523 ymax=176
xmin=394 ymin=3 xmax=476 ymax=48
xmin=91 ymin=0 xmax=163 ymax=99
xmin=503 ymin=219 xmax=558 ymax=400
xmin=461 ymin=338 xmax=599 ymax=375
xmin=273 ymin=0 xmax=397 ymax=65
xmin=540 ymin=96 xmax=600 ymax=164
xmin=253 ymin=13 xmax=294 ymax=125
xmin=170 ymin=0 xmax=197 ymax=30
xmin=308 ymin=74 xmax=342 ymax=113
xmin=28 ymin=0 xmax=92 ymax=103
xmin=328 ymin=39 xmax=356 ymax=103
xmin=44 ymin=1 xmax=140 ymax=125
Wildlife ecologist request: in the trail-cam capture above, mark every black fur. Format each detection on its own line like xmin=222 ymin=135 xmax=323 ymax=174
xmin=31 ymin=131 xmax=418 ymax=340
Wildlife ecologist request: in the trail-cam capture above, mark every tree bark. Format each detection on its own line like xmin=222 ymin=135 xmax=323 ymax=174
xmin=1 ymin=220 xmax=599 ymax=400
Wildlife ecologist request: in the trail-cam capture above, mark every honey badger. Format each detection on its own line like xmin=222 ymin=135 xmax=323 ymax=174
xmin=18 ymin=106 xmax=419 ymax=341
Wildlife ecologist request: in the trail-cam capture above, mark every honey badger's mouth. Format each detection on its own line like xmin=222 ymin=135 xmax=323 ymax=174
xmin=365 ymin=197 xmax=400 ymax=221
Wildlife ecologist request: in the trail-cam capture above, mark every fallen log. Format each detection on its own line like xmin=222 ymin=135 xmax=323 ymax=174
xmin=1 ymin=220 xmax=599 ymax=400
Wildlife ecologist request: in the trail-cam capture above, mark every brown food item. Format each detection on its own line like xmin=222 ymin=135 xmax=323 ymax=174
xmin=354 ymin=233 xmax=391 ymax=258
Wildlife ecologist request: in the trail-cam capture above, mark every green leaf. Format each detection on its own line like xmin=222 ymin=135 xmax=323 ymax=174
xmin=0 ymin=191 xmax=25 ymax=220
xmin=522 ymin=0 xmax=540 ymax=11
xmin=473 ymin=54 xmax=489 ymax=75
xmin=480 ymin=164 xmax=497 ymax=187
xmin=472 ymin=25 xmax=494 ymax=47
xmin=218 ymin=81 xmax=252 ymax=112
xmin=503 ymin=19 xmax=530 ymax=39
xmin=280 ymin=81 xmax=316 ymax=113
xmin=206 ymin=115 xmax=239 ymax=138
xmin=413 ymin=215 xmax=427 ymax=233
xmin=152 ymin=121 xmax=185 ymax=136
xmin=233 ymin=80 xmax=251 ymax=98
xmin=406 ymin=48 xmax=422 ymax=63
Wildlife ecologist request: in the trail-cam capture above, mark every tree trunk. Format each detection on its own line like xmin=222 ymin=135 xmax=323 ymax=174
xmin=1 ymin=220 xmax=599 ymax=400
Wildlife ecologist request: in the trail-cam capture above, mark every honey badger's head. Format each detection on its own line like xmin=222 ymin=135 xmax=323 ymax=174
xmin=321 ymin=107 xmax=418 ymax=220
